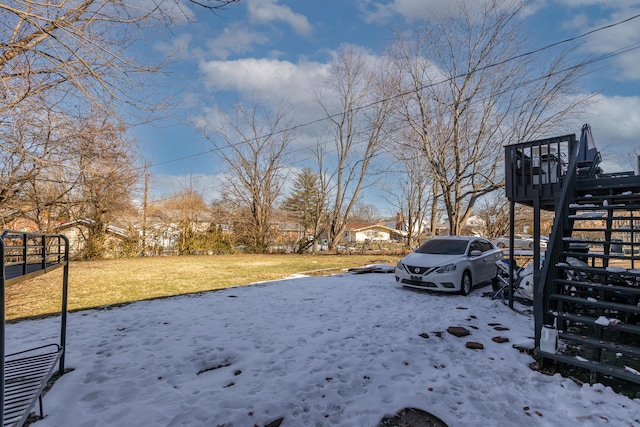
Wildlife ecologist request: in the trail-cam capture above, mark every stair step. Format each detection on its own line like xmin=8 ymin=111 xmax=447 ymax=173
xmin=573 ymin=193 xmax=640 ymax=201
xmin=560 ymin=251 xmax=640 ymax=262
xmin=536 ymin=348 xmax=640 ymax=384
xmin=567 ymin=239 xmax=640 ymax=251
xmin=569 ymin=203 xmax=640 ymax=210
xmin=553 ymin=279 xmax=640 ymax=297
xmin=562 ymin=237 xmax=639 ymax=246
xmin=576 ymin=177 xmax=640 ymax=193
xmin=555 ymin=264 xmax=640 ymax=279
xmin=568 ymin=214 xmax=640 ymax=221
xmin=571 ymin=227 xmax=637 ymax=232
xmin=565 ymin=241 xmax=640 ymax=253
xmin=553 ymin=311 xmax=640 ymax=335
xmin=559 ymin=331 xmax=640 ymax=358
xmin=549 ymin=293 xmax=640 ymax=314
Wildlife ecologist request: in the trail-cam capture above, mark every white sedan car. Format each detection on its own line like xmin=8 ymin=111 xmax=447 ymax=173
xmin=490 ymin=234 xmax=547 ymax=249
xmin=395 ymin=236 xmax=503 ymax=295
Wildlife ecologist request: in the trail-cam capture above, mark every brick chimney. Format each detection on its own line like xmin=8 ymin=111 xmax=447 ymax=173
xmin=395 ymin=213 xmax=403 ymax=231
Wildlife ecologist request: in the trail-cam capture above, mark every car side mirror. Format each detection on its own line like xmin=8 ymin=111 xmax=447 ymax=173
xmin=470 ymin=250 xmax=482 ymax=257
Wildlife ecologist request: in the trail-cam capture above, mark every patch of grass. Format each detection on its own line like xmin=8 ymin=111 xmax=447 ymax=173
xmin=6 ymin=254 xmax=400 ymax=321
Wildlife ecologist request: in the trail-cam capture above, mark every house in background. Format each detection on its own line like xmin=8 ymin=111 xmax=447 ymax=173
xmin=57 ymin=219 xmax=132 ymax=259
xmin=389 ymin=213 xmax=487 ymax=238
xmin=435 ymin=214 xmax=488 ymax=236
xmin=384 ymin=214 xmax=433 ymax=237
xmin=2 ymin=217 xmax=39 ymax=233
xmin=270 ymin=221 xmax=307 ymax=252
xmin=343 ymin=222 xmax=403 ymax=243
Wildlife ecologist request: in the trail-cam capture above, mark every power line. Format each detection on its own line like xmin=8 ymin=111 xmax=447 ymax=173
xmin=12 ymin=12 xmax=640 ymax=195
xmin=135 ymin=37 xmax=640 ymax=207
xmin=18 ymin=12 xmax=639 ymax=179
xmin=140 ymin=12 xmax=640 ymax=172
xmin=150 ymin=149 xmax=216 ymax=167
xmin=24 ymin=36 xmax=640 ymax=193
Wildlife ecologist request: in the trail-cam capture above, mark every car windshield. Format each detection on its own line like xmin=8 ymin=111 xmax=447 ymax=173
xmin=415 ymin=239 xmax=469 ymax=255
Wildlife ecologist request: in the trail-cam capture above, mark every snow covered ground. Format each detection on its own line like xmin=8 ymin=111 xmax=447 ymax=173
xmin=5 ymin=265 xmax=639 ymax=426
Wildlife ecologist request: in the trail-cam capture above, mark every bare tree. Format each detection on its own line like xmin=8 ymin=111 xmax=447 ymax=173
xmin=205 ymin=99 xmax=295 ymax=253
xmin=53 ymin=111 xmax=140 ymax=259
xmin=162 ymin=188 xmax=209 ymax=255
xmin=475 ymin=194 xmax=511 ymax=239
xmin=315 ymin=47 xmax=398 ymax=251
xmin=0 ymin=95 xmax=62 ymax=224
xmin=626 ymin=150 xmax=640 ymax=174
xmin=389 ymin=0 xmax=588 ymax=235
xmin=389 ymin=147 xmax=432 ymax=248
xmin=0 ymin=0 xmax=239 ymax=220
xmin=0 ymin=0 xmax=239 ymax=114
xmin=350 ymin=203 xmax=380 ymax=223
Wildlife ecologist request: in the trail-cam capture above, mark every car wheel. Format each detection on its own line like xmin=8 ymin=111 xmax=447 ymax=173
xmin=528 ymin=242 xmax=534 ymax=249
xmin=496 ymin=242 xmax=505 ymax=248
xmin=460 ymin=271 xmax=472 ymax=296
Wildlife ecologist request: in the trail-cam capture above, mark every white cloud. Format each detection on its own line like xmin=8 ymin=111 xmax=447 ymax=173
xmin=365 ymin=1 xmax=640 ymax=83
xmin=205 ymin=23 xmax=269 ymax=59
xmin=581 ymin=11 xmax=640 ymax=51
xmin=554 ymin=0 xmax=640 ymax=7
xmin=199 ymin=57 xmax=328 ymax=105
xmin=153 ymin=33 xmax=193 ymax=60
xmin=362 ymin=0 xmax=454 ymax=23
xmin=614 ymin=49 xmax=640 ymax=81
xmin=389 ymin=0 xmax=457 ymax=18
xmin=153 ymin=2 xmax=313 ymax=64
xmin=196 ymin=50 xmax=395 ymax=153
xmin=561 ymin=12 xmax=590 ymax=30
xmin=580 ymin=94 xmax=640 ymax=170
xmin=362 ymin=0 xmax=527 ymax=23
xmin=196 ymin=57 xmax=330 ymax=154
xmin=551 ymin=4 xmax=640 ymax=82
xmin=590 ymin=11 xmax=640 ymax=80
xmin=135 ymin=0 xmax=196 ymax=24
xmin=586 ymin=95 xmax=640 ymax=139
xmin=247 ymin=0 xmax=313 ymax=36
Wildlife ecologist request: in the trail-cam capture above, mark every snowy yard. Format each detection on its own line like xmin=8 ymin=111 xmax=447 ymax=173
xmin=6 ymin=266 xmax=639 ymax=426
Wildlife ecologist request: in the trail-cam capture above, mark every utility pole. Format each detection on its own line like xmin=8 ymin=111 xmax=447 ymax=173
xmin=142 ymin=170 xmax=149 ymax=256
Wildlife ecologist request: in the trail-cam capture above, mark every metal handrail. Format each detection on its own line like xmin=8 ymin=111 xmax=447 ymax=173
xmin=534 ymin=137 xmax=581 ymax=347
xmin=1 ymin=236 xmax=5 ymax=427
xmin=1 ymin=230 xmax=69 ymax=427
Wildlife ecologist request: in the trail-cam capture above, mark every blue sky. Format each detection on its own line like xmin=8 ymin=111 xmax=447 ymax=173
xmin=136 ymin=0 xmax=640 ymax=216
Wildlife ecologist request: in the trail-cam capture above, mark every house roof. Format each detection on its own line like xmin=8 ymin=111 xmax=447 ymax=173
xmin=346 ymin=223 xmax=399 ymax=233
xmin=57 ymin=219 xmax=130 ymax=238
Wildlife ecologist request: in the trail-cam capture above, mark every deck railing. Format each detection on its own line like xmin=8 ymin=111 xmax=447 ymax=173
xmin=1 ymin=230 xmax=69 ymax=427
xmin=505 ymin=134 xmax=576 ymax=203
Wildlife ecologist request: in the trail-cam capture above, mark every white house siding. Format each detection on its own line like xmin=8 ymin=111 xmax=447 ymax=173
xmin=354 ymin=228 xmax=391 ymax=242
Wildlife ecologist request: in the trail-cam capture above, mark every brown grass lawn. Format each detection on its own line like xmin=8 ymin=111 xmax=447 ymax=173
xmin=5 ymin=253 xmax=401 ymax=322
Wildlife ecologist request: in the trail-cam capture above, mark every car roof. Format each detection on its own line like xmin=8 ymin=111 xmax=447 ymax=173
xmin=429 ymin=236 xmax=478 ymax=242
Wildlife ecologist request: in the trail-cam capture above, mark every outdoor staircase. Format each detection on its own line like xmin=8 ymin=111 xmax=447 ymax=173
xmin=504 ymin=133 xmax=640 ymax=386
xmin=543 ymin=177 xmax=640 ymax=384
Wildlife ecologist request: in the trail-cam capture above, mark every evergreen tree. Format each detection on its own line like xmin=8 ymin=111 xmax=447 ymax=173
xmin=284 ymin=168 xmax=326 ymax=252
